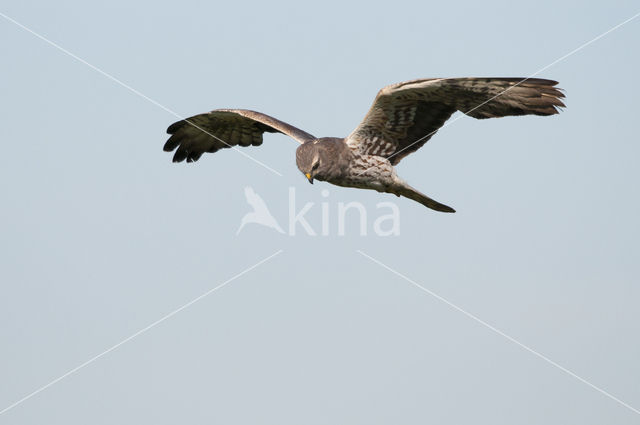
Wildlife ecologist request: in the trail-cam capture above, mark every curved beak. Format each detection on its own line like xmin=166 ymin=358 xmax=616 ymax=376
xmin=305 ymin=173 xmax=314 ymax=184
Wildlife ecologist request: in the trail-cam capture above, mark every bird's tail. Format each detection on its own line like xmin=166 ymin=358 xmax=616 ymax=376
xmin=395 ymin=185 xmax=455 ymax=213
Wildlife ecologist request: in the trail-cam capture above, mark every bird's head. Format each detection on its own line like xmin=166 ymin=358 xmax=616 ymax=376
xmin=296 ymin=138 xmax=345 ymax=184
xmin=296 ymin=141 xmax=323 ymax=184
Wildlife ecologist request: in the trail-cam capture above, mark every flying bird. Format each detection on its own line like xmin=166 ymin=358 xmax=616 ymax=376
xmin=163 ymin=77 xmax=565 ymax=212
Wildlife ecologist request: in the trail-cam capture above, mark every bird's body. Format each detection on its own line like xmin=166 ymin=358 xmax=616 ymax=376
xmin=164 ymin=77 xmax=565 ymax=212
xmin=298 ymin=137 xmax=455 ymax=212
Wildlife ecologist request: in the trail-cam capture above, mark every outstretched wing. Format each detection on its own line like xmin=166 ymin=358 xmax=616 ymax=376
xmin=163 ymin=109 xmax=315 ymax=163
xmin=345 ymin=78 xmax=565 ymax=165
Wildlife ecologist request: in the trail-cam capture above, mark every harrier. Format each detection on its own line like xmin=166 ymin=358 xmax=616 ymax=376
xmin=163 ymin=77 xmax=564 ymax=212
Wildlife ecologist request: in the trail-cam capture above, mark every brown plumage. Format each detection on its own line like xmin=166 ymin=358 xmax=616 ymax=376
xmin=163 ymin=77 xmax=565 ymax=212
xmin=164 ymin=109 xmax=314 ymax=162
xmin=345 ymin=78 xmax=565 ymax=165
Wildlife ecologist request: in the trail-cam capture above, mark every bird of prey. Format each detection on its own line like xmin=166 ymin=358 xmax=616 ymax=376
xmin=163 ymin=77 xmax=564 ymax=212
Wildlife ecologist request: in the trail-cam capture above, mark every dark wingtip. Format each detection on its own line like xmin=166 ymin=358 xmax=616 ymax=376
xmin=531 ymin=78 xmax=559 ymax=86
xmin=186 ymin=151 xmax=202 ymax=163
xmin=166 ymin=120 xmax=185 ymax=134
xmin=163 ymin=135 xmax=179 ymax=152
xmin=172 ymin=149 xmax=187 ymax=163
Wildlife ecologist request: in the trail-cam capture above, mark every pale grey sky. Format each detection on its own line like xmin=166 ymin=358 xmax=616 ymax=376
xmin=1 ymin=1 xmax=639 ymax=424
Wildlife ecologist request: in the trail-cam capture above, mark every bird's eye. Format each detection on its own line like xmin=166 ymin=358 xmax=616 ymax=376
xmin=312 ymin=161 xmax=320 ymax=170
